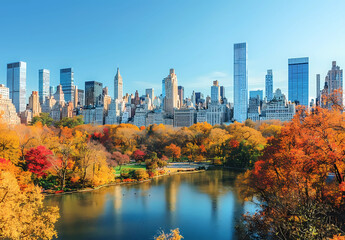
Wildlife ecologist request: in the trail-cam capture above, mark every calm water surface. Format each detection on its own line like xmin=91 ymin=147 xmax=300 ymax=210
xmin=45 ymin=170 xmax=253 ymax=240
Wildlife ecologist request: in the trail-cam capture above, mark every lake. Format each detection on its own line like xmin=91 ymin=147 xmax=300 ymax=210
xmin=44 ymin=170 xmax=254 ymax=240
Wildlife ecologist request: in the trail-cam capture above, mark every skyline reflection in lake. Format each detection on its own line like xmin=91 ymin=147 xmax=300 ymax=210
xmin=45 ymin=170 xmax=254 ymax=240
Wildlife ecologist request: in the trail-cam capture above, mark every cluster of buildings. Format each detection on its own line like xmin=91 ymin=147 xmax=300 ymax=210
xmin=0 ymin=43 xmax=343 ymax=127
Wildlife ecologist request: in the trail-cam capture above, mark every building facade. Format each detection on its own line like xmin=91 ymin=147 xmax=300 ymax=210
xmin=164 ymin=69 xmax=178 ymax=116
xmin=288 ymin=57 xmax=309 ymax=106
xmin=323 ymin=61 xmax=343 ymax=108
xmin=178 ymin=86 xmax=184 ymax=107
xmin=265 ymin=69 xmax=273 ymax=101
xmin=114 ymin=67 xmax=123 ymax=101
xmin=60 ymin=68 xmax=74 ymax=103
xmin=85 ymin=81 xmax=103 ymax=106
xmin=233 ymin=42 xmax=248 ymax=122
xmin=211 ymin=80 xmax=220 ymax=103
xmin=0 ymin=85 xmax=20 ymax=125
xmin=7 ymin=61 xmax=27 ymax=112
xmin=39 ymin=69 xmax=50 ymax=104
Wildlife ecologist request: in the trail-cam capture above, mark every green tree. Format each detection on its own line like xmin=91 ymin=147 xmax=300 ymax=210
xmin=31 ymin=113 xmax=54 ymax=126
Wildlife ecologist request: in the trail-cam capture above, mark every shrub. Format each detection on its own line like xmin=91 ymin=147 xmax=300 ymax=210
xmin=134 ymin=169 xmax=149 ymax=181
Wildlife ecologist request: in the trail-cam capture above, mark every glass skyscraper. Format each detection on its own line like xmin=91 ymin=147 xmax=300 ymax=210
xmin=85 ymin=81 xmax=103 ymax=106
xmin=288 ymin=57 xmax=309 ymax=106
xmin=60 ymin=68 xmax=74 ymax=103
xmin=7 ymin=61 xmax=27 ymax=112
xmin=39 ymin=69 xmax=50 ymax=104
xmin=233 ymin=42 xmax=248 ymax=122
xmin=265 ymin=69 xmax=273 ymax=101
xmin=249 ymin=90 xmax=263 ymax=101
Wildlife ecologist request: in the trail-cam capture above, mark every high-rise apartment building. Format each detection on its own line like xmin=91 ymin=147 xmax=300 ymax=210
xmin=249 ymin=90 xmax=263 ymax=101
xmin=0 ymin=84 xmax=20 ymax=125
xmin=0 ymin=84 xmax=9 ymax=99
xmin=178 ymin=86 xmax=184 ymax=107
xmin=39 ymin=69 xmax=50 ymax=104
xmin=7 ymin=61 xmax=27 ymax=112
xmin=85 ymin=81 xmax=103 ymax=106
xmin=164 ymin=69 xmax=178 ymax=116
xmin=211 ymin=80 xmax=220 ymax=103
xmin=265 ymin=69 xmax=273 ymax=101
xmin=78 ymin=89 xmax=85 ymax=107
xmin=233 ymin=42 xmax=248 ymax=122
xmin=324 ymin=61 xmax=343 ymax=107
xmin=60 ymin=68 xmax=74 ymax=103
xmin=220 ymin=86 xmax=225 ymax=101
xmin=28 ymin=91 xmax=41 ymax=117
xmin=316 ymin=74 xmax=321 ymax=106
xmin=114 ymin=67 xmax=123 ymax=101
xmin=288 ymin=57 xmax=309 ymax=106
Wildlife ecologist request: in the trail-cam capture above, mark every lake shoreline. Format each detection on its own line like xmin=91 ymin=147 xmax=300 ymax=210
xmin=44 ymin=169 xmax=206 ymax=197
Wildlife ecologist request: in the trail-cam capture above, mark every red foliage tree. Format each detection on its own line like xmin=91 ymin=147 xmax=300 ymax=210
xmin=108 ymin=151 xmax=130 ymax=170
xmin=133 ymin=149 xmax=146 ymax=162
xmin=24 ymin=145 xmax=53 ymax=177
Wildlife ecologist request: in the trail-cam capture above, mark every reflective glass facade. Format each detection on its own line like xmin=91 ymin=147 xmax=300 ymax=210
xmin=39 ymin=69 xmax=50 ymax=104
xmin=7 ymin=62 xmax=26 ymax=112
xmin=288 ymin=57 xmax=309 ymax=106
xmin=249 ymin=90 xmax=263 ymax=101
xmin=85 ymin=81 xmax=103 ymax=106
xmin=234 ymin=42 xmax=248 ymax=122
xmin=60 ymin=68 xmax=74 ymax=103
xmin=265 ymin=69 xmax=273 ymax=101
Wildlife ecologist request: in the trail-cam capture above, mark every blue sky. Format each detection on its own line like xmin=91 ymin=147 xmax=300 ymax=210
xmin=0 ymin=0 xmax=344 ymax=101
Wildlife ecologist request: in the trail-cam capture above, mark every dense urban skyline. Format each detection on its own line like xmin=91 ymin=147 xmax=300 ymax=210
xmin=0 ymin=0 xmax=344 ymax=101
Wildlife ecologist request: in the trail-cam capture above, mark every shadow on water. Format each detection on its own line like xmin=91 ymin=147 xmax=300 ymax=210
xmin=44 ymin=170 xmax=253 ymax=240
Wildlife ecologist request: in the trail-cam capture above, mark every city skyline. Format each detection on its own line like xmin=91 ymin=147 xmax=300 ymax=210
xmin=0 ymin=1 xmax=344 ymax=102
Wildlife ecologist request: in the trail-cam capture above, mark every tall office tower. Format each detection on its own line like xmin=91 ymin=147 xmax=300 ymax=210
xmin=249 ymin=90 xmax=263 ymax=101
xmin=28 ymin=91 xmax=41 ymax=117
xmin=324 ymin=61 xmax=343 ymax=107
xmin=39 ymin=69 xmax=50 ymax=104
xmin=191 ymin=91 xmax=196 ymax=105
xmin=85 ymin=81 xmax=103 ymax=106
xmin=233 ymin=42 xmax=248 ymax=122
xmin=162 ymin=79 xmax=166 ymax=98
xmin=178 ymin=86 xmax=184 ymax=107
xmin=288 ymin=57 xmax=309 ymax=106
xmin=145 ymin=88 xmax=154 ymax=100
xmin=60 ymin=68 xmax=74 ymax=103
xmin=134 ymin=90 xmax=140 ymax=105
xmin=316 ymin=74 xmax=321 ymax=106
xmin=164 ymin=68 xmax=178 ymax=115
xmin=7 ymin=61 xmax=27 ymax=112
xmin=195 ymin=92 xmax=202 ymax=104
xmin=78 ymin=89 xmax=84 ymax=106
xmin=50 ymin=86 xmax=55 ymax=97
xmin=0 ymin=84 xmax=9 ymax=99
xmin=211 ymin=80 xmax=220 ymax=103
xmin=103 ymin=87 xmax=109 ymax=96
xmin=265 ymin=69 xmax=273 ymax=101
xmin=114 ymin=67 xmax=123 ymax=101
xmin=220 ymin=86 xmax=225 ymax=100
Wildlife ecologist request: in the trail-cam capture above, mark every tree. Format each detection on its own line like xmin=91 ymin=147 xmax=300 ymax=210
xmin=133 ymin=149 xmax=146 ymax=162
xmin=108 ymin=151 xmax=130 ymax=170
xmin=31 ymin=113 xmax=54 ymax=126
xmin=0 ymin=126 xmax=20 ymax=165
xmin=155 ymin=228 xmax=183 ymax=240
xmin=24 ymin=146 xmax=53 ymax=177
xmin=164 ymin=144 xmax=181 ymax=162
xmin=236 ymin=107 xmax=345 ymax=239
xmin=0 ymin=159 xmax=59 ymax=240
xmin=55 ymin=116 xmax=84 ymax=128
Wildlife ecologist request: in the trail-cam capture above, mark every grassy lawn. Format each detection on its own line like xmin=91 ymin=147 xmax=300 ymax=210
xmin=114 ymin=164 xmax=146 ymax=175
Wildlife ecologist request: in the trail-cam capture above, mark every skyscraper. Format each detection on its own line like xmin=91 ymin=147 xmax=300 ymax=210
xmin=85 ymin=81 xmax=103 ymax=106
xmin=114 ymin=67 xmax=123 ymax=101
xmin=78 ymin=89 xmax=85 ymax=107
xmin=39 ymin=69 xmax=50 ymax=104
xmin=164 ymin=69 xmax=178 ymax=116
xmin=233 ymin=42 xmax=248 ymax=122
xmin=324 ymin=61 xmax=343 ymax=107
xmin=288 ymin=57 xmax=309 ymax=106
xmin=178 ymin=86 xmax=184 ymax=107
xmin=211 ymin=80 xmax=220 ymax=103
xmin=145 ymin=88 xmax=154 ymax=100
xmin=50 ymin=86 xmax=55 ymax=97
xmin=265 ymin=69 xmax=273 ymax=101
xmin=316 ymin=74 xmax=321 ymax=106
xmin=249 ymin=90 xmax=263 ymax=101
xmin=220 ymin=86 xmax=225 ymax=101
xmin=60 ymin=68 xmax=74 ymax=103
xmin=29 ymin=91 xmax=41 ymax=117
xmin=7 ymin=61 xmax=27 ymax=112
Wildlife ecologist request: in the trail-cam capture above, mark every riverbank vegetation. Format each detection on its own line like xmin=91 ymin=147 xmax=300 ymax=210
xmin=236 ymin=106 xmax=345 ymax=239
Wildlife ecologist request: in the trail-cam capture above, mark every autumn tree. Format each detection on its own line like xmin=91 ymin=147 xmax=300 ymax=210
xmin=237 ymin=107 xmax=345 ymax=239
xmin=155 ymin=228 xmax=183 ymax=240
xmin=133 ymin=149 xmax=146 ymax=162
xmin=31 ymin=112 xmax=54 ymax=126
xmin=0 ymin=159 xmax=59 ymax=240
xmin=164 ymin=144 xmax=181 ymax=162
xmin=108 ymin=151 xmax=130 ymax=170
xmin=24 ymin=145 xmax=53 ymax=177
xmin=0 ymin=126 xmax=20 ymax=165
